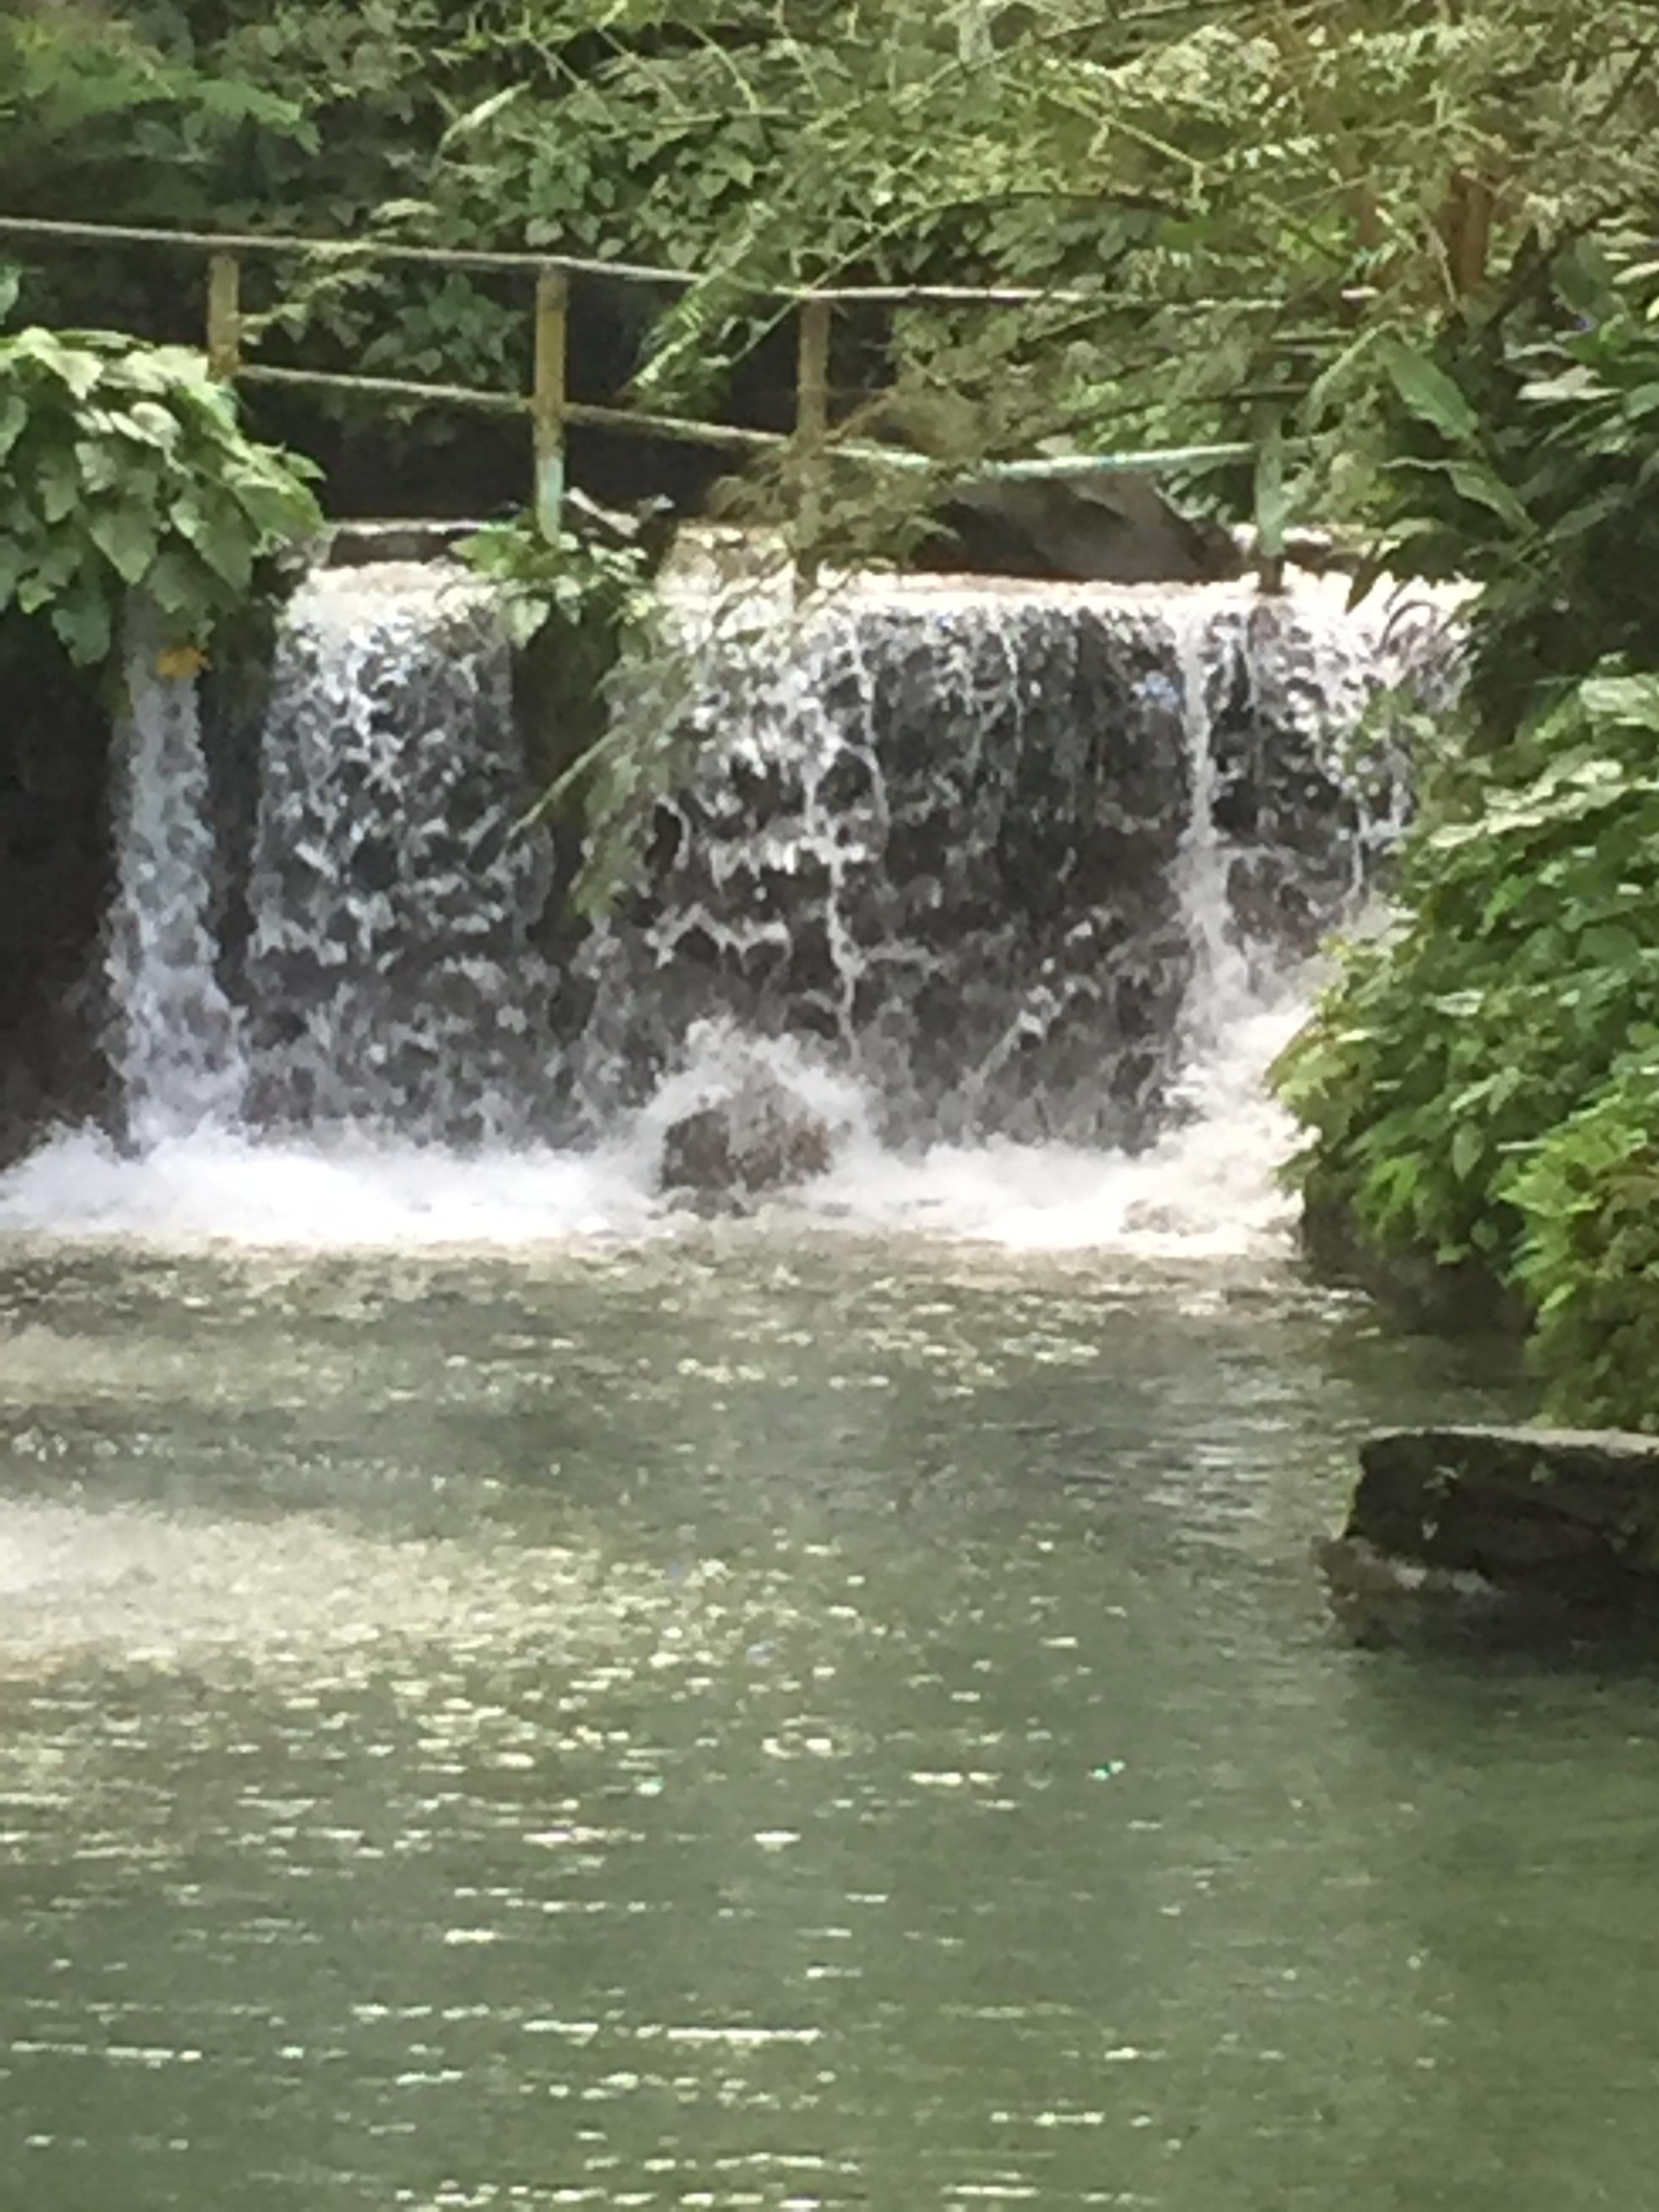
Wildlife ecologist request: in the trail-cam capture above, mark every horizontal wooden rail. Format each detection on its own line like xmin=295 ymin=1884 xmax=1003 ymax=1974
xmin=242 ymin=365 xmax=1265 ymax=475
xmin=0 ymin=211 xmax=1310 ymax=313
xmin=240 ymin=362 xmax=525 ymax=417
xmin=243 ymin=363 xmax=791 ymax=452
xmin=0 ymin=211 xmax=703 ymax=291
xmin=1 ymin=208 xmax=1300 ymax=583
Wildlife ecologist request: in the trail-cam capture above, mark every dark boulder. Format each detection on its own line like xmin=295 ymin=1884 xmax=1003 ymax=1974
xmin=1322 ymin=1426 xmax=1659 ymax=1631
xmin=932 ymin=470 xmax=1242 ymax=586
xmin=659 ymin=1067 xmax=834 ymax=1196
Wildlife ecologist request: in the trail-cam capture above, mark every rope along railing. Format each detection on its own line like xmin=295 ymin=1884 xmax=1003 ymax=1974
xmin=0 ymin=211 xmax=1303 ymax=584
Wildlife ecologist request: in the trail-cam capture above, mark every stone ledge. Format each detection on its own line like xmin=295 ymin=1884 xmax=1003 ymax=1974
xmin=1339 ymin=1425 xmax=1659 ymax=1605
xmin=316 ymin=520 xmax=486 ymax=568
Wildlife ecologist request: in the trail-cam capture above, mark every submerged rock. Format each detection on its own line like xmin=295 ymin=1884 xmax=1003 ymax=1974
xmin=1328 ymin=1425 xmax=1659 ymax=1616
xmin=659 ymin=1067 xmax=834 ymax=1195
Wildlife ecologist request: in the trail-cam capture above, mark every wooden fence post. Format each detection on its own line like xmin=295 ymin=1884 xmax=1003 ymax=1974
xmin=533 ymin=265 xmax=569 ymax=544
xmin=1252 ymin=402 xmax=1288 ymax=595
xmin=794 ymin=294 xmax=832 ymax=574
xmin=205 ymin=253 xmax=241 ymax=382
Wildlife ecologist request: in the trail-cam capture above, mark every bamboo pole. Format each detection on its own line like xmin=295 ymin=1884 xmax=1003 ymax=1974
xmin=1253 ymin=403 xmax=1288 ymax=595
xmin=564 ymin=398 xmax=785 ymax=453
xmin=0 ymin=212 xmax=1320 ymax=311
xmin=239 ymin=363 xmax=526 ymax=415
xmin=794 ymin=295 xmax=832 ymax=571
xmin=205 ymin=253 xmax=241 ymax=381
xmin=532 ymin=267 xmax=569 ymax=544
xmin=241 ymin=362 xmax=795 ymax=451
xmin=240 ymin=366 xmax=1269 ymax=474
xmin=9 ymin=207 xmax=1306 ymax=502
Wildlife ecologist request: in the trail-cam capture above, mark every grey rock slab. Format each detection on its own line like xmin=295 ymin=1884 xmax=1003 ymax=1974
xmin=1343 ymin=1425 xmax=1659 ymax=1601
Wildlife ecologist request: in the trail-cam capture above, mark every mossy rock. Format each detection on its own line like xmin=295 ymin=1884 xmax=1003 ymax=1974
xmin=1338 ymin=1425 xmax=1659 ymax=1606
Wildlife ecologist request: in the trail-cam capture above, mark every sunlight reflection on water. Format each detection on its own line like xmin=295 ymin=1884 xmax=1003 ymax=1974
xmin=5 ymin=1233 xmax=1630 ymax=2212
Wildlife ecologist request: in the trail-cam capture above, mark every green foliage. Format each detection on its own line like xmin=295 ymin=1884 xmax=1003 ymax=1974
xmin=457 ymin=505 xmax=691 ymax=909
xmin=11 ymin=1 xmax=1659 ymax=531
xmin=1276 ymin=670 xmax=1659 ymax=1424
xmin=0 ymin=325 xmax=321 ymax=663
xmin=1273 ymin=197 xmax=1659 ymax=1429
xmin=1357 ymin=238 xmax=1659 ymax=741
xmin=0 ymin=2 xmax=312 ymax=226
xmin=457 ymin=508 xmax=659 ymax=655
xmin=1507 ymin=1060 xmax=1659 ymax=1428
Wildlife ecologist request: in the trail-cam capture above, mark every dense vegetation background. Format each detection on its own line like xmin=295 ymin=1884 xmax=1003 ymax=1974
xmin=7 ymin=0 xmax=1654 ymax=514
xmin=7 ymin=0 xmax=1659 ymax=1418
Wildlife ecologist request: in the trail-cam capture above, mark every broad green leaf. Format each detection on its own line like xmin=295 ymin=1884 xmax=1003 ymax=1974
xmin=35 ymin=446 xmax=81 ymax=524
xmin=1519 ymin=367 xmax=1607 ymax=406
xmin=75 ymin=437 xmax=123 ymax=495
xmin=33 ymin=337 xmax=102 ymax=400
xmin=49 ymin=582 xmax=112 ymax=666
xmin=227 ymin=474 xmax=320 ymax=543
xmin=87 ymin=502 xmax=159 ymax=585
xmin=1382 ymin=340 xmax=1479 ymax=445
xmin=1581 ymin=675 xmax=1659 ymax=732
xmin=1446 ymin=461 xmax=1530 ymax=531
xmin=144 ymin=544 xmax=215 ymax=616
xmin=112 ymin=401 xmax=182 ymax=452
xmin=15 ymin=538 xmax=83 ymax=613
xmin=173 ymin=503 xmax=253 ymax=591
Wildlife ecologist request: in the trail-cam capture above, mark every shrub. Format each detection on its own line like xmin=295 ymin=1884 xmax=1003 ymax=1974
xmin=1507 ymin=1061 xmax=1659 ymax=1428
xmin=0 ymin=312 xmax=320 ymax=667
xmin=1277 ymin=672 xmax=1659 ymax=1274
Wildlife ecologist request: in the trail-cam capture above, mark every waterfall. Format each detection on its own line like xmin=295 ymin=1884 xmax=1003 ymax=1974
xmin=0 ymin=558 xmax=1452 ymax=1252
xmin=241 ymin=564 xmax=554 ymax=1143
xmin=1170 ymin=601 xmax=1247 ymax=1039
xmin=106 ymin=600 xmax=247 ymax=1146
xmin=572 ymin=570 xmax=1429 ymax=1150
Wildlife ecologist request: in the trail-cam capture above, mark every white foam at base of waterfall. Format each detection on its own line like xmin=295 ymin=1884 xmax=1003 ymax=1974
xmin=0 ymin=1126 xmax=661 ymax=1248
xmin=0 ymin=1002 xmax=1300 ymax=1256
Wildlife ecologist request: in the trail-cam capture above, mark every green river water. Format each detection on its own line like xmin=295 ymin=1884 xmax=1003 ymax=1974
xmin=0 ymin=1230 xmax=1652 ymax=2212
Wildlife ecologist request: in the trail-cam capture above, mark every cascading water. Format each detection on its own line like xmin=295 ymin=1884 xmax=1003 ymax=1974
xmin=241 ymin=563 xmax=554 ymax=1143
xmin=0 ymin=556 xmax=1451 ymax=1251
xmin=105 ymin=599 xmax=247 ymax=1147
xmin=571 ymin=581 xmax=1200 ymax=1144
xmin=573 ymin=570 xmax=1431 ymax=1151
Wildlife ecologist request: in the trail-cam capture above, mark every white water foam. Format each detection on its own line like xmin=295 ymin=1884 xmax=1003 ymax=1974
xmin=0 ymin=1006 xmax=1298 ymax=1258
xmin=0 ymin=1127 xmax=662 ymax=1249
xmin=792 ymin=1006 xmax=1302 ymax=1258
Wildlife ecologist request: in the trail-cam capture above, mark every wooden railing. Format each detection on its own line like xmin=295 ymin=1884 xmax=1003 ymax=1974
xmin=0 ymin=211 xmax=1295 ymax=580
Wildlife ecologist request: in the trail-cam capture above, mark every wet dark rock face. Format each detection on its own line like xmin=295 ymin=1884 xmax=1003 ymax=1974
xmin=577 ymin=597 xmax=1196 ymax=1147
xmin=933 ymin=472 xmax=1242 ymax=586
xmin=0 ymin=564 xmax=1441 ymax=1168
xmin=1201 ymin=594 xmax=1417 ymax=971
xmin=0 ymin=632 xmax=116 ymax=1166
